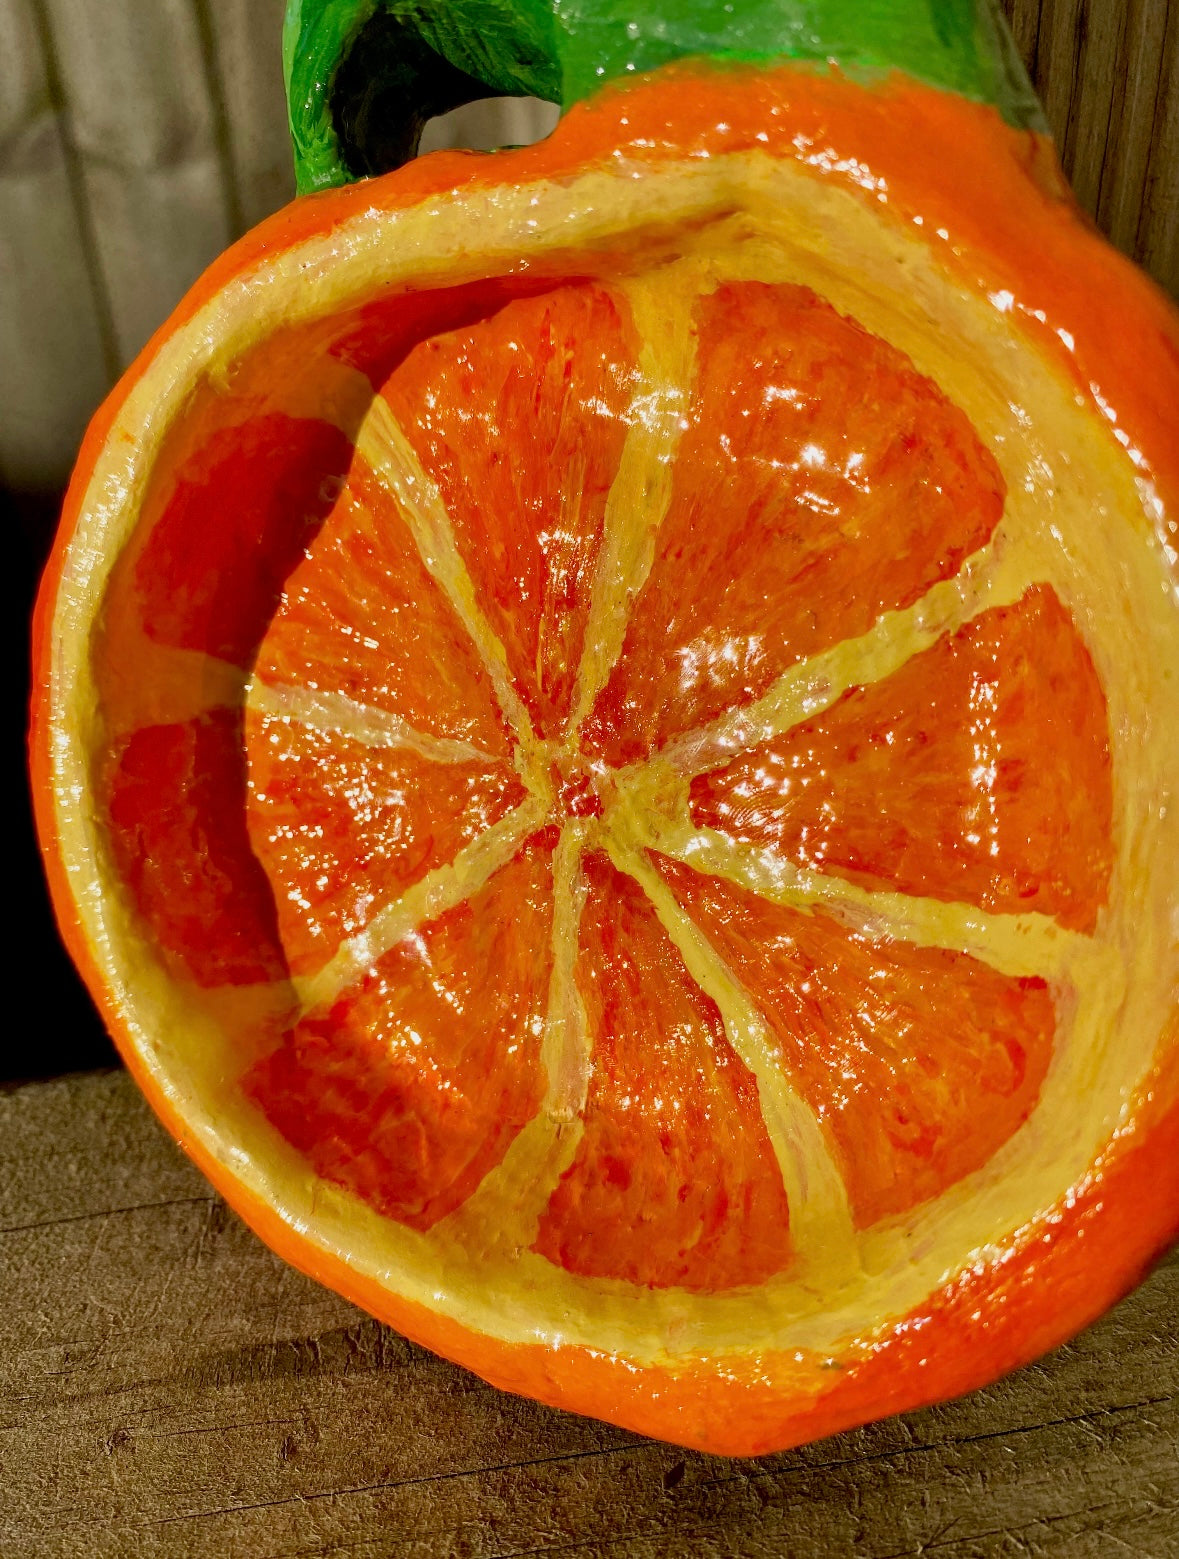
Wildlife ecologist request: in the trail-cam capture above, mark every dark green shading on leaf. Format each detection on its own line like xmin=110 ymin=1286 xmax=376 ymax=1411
xmin=330 ymin=11 xmax=494 ymax=177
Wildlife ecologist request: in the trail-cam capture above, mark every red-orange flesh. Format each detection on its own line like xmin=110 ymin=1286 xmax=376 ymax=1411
xmin=244 ymin=716 xmax=523 ymax=978
xmin=254 ymin=459 xmax=514 ymax=755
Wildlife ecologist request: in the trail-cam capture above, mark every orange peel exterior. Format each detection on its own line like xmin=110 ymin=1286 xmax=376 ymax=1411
xmin=31 ymin=64 xmax=1179 ymax=1455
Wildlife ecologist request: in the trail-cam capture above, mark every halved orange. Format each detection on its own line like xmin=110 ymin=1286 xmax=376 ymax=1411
xmin=32 ymin=63 xmax=1179 ymax=1455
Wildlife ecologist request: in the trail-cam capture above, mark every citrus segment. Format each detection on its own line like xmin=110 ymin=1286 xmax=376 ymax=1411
xmin=105 ymin=710 xmax=288 ymax=987
xmin=653 ymin=853 xmax=1056 ymax=1226
xmin=691 ymin=586 xmax=1113 ymax=933
xmin=583 ymin=280 xmax=1006 ymax=764
xmin=132 ymin=415 xmax=355 ymax=666
xmin=533 ymin=852 xmax=793 ymax=1291
xmin=381 ymin=285 xmax=640 ymax=740
xmin=244 ymin=711 xmax=526 ymax=978
xmin=246 ymin=833 xmax=556 ymax=1231
xmin=252 ymin=458 xmax=512 ymax=757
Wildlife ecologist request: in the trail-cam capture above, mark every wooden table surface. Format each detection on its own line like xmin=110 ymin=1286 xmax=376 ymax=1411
xmin=2 ymin=1069 xmax=1177 ymax=1558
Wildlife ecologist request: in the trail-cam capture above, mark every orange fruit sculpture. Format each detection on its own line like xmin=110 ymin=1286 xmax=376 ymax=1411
xmin=31 ymin=0 xmax=1179 ymax=1455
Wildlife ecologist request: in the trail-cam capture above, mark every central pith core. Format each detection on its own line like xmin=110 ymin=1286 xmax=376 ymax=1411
xmin=548 ymin=749 xmax=613 ymax=821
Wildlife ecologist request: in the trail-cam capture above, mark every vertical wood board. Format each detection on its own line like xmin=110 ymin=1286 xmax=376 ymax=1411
xmin=40 ymin=0 xmax=233 ymax=367
xmin=0 ymin=0 xmax=110 ymax=490
xmin=203 ymin=0 xmax=294 ymax=231
xmin=1000 ymin=0 xmax=1178 ymax=296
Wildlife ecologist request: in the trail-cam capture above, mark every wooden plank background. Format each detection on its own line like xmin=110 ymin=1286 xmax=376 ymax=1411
xmin=2 ymin=1070 xmax=1176 ymax=1557
xmin=0 ymin=0 xmax=292 ymax=491
xmin=0 ymin=0 xmax=1175 ymax=493
xmin=1001 ymin=0 xmax=1178 ymax=293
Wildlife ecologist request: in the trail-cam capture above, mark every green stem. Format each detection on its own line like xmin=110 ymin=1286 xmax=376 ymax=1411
xmin=284 ymin=0 xmax=1042 ymax=194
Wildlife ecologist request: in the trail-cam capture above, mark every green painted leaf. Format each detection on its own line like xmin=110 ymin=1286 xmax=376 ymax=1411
xmin=284 ymin=0 xmax=1043 ymax=194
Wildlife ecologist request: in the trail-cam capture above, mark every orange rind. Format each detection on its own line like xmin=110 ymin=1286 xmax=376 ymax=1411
xmin=32 ymin=65 xmax=1179 ymax=1455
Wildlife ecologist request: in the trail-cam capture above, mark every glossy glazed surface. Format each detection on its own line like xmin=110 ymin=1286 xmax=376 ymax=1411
xmin=33 ymin=66 xmax=1179 ymax=1454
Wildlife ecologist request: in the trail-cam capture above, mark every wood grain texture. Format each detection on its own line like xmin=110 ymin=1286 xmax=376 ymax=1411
xmin=1 ymin=1069 xmax=1175 ymax=1558
xmin=999 ymin=0 xmax=1178 ymax=296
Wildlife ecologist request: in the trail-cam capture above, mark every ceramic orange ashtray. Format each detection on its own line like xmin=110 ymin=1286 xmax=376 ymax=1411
xmin=31 ymin=0 xmax=1179 ymax=1454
